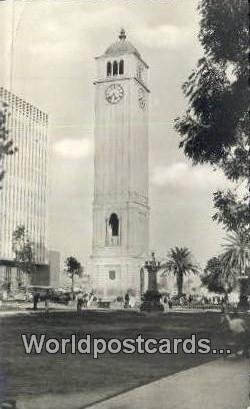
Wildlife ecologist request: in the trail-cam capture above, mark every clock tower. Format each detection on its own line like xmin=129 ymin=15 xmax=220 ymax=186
xmin=91 ymin=29 xmax=150 ymax=298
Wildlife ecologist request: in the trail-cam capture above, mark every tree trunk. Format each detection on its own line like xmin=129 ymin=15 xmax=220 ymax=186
xmin=177 ymin=273 xmax=183 ymax=298
xmin=223 ymin=288 xmax=229 ymax=310
xmin=71 ymin=274 xmax=74 ymax=300
xmin=238 ymin=276 xmax=249 ymax=311
xmin=24 ymin=271 xmax=30 ymax=302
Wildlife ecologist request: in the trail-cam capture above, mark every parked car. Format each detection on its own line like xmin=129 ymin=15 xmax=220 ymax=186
xmin=28 ymin=286 xmax=53 ymax=302
xmin=50 ymin=290 xmax=71 ymax=305
xmin=13 ymin=292 xmax=27 ymax=301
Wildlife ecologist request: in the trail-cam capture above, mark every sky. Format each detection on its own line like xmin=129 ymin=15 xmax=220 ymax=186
xmin=0 ymin=0 xmax=230 ymax=269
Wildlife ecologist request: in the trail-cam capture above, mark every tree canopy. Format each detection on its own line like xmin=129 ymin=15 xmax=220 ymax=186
xmin=65 ymin=256 xmax=82 ymax=278
xmin=201 ymin=256 xmax=234 ymax=294
xmin=65 ymin=256 xmax=83 ymax=296
xmin=175 ymin=0 xmax=249 ymax=234
xmin=12 ymin=225 xmax=36 ymax=278
xmin=0 ymin=102 xmax=16 ymax=185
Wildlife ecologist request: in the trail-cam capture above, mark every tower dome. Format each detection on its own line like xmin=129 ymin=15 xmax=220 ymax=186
xmin=104 ymin=29 xmax=141 ymax=59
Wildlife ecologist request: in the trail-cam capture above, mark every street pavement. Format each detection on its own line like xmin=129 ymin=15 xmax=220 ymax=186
xmin=88 ymin=359 xmax=249 ymax=409
xmin=16 ymin=359 xmax=249 ymax=409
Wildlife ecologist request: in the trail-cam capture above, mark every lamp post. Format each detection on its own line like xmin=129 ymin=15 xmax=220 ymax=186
xmin=140 ymin=252 xmax=163 ymax=312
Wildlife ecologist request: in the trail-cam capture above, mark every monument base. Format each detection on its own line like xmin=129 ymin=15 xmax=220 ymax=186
xmin=140 ymin=290 xmax=163 ymax=312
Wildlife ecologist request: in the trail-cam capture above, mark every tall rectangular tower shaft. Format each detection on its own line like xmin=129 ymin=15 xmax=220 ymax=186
xmin=91 ymin=30 xmax=150 ymax=298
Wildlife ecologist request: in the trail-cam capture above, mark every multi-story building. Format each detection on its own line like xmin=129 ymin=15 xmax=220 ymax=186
xmin=0 ymin=87 xmax=49 ymax=290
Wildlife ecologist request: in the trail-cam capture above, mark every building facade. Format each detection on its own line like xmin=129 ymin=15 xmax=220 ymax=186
xmin=48 ymin=250 xmax=61 ymax=288
xmin=91 ymin=30 xmax=150 ymax=298
xmin=0 ymin=87 xmax=49 ymax=290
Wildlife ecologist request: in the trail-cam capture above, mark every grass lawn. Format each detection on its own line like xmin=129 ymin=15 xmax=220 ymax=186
xmin=0 ymin=310 xmax=248 ymax=406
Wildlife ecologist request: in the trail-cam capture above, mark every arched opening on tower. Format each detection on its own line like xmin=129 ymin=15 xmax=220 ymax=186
xmin=106 ymin=213 xmax=120 ymax=246
xmin=119 ymin=60 xmax=124 ymax=75
xmin=109 ymin=213 xmax=119 ymax=236
xmin=107 ymin=61 xmax=112 ymax=76
xmin=113 ymin=61 xmax=118 ymax=76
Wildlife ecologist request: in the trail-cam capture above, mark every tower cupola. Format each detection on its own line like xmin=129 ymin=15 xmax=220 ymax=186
xmin=103 ymin=29 xmax=141 ymax=59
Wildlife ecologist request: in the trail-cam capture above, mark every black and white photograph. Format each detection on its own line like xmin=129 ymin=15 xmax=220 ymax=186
xmin=0 ymin=1 xmax=249 ymax=408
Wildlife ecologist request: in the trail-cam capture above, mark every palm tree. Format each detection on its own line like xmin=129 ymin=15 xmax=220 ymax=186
xmin=221 ymin=231 xmax=250 ymax=308
xmin=163 ymin=247 xmax=199 ymax=297
xmin=221 ymin=231 xmax=250 ymax=276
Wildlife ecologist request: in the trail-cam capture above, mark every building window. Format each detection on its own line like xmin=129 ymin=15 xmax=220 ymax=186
xmin=119 ymin=60 xmax=124 ymax=75
xmin=113 ymin=61 xmax=118 ymax=76
xmin=107 ymin=61 xmax=112 ymax=77
xmin=109 ymin=270 xmax=116 ymax=280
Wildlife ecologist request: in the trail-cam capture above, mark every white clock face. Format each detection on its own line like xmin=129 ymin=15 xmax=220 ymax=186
xmin=138 ymin=87 xmax=146 ymax=110
xmin=105 ymin=84 xmax=124 ymax=104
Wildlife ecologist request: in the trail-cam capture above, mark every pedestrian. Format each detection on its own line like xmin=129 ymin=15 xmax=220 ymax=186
xmin=129 ymin=294 xmax=136 ymax=309
xmin=87 ymin=291 xmax=94 ymax=308
xmin=163 ymin=295 xmax=169 ymax=313
xmin=83 ymin=293 xmax=88 ymax=308
xmin=45 ymin=290 xmax=50 ymax=313
xmin=124 ymin=292 xmax=130 ymax=308
xmin=2 ymin=290 xmax=7 ymax=301
xmin=76 ymin=292 xmax=84 ymax=312
xmin=33 ymin=291 xmax=39 ymax=310
xmin=223 ymin=312 xmax=249 ymax=358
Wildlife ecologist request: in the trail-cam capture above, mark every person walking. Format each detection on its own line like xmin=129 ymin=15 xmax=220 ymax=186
xmin=129 ymin=294 xmax=136 ymax=309
xmin=44 ymin=290 xmax=50 ymax=313
xmin=163 ymin=295 xmax=169 ymax=313
xmin=223 ymin=312 xmax=249 ymax=358
xmin=33 ymin=291 xmax=39 ymax=310
xmin=76 ymin=292 xmax=84 ymax=312
xmin=124 ymin=292 xmax=130 ymax=309
xmin=168 ymin=298 xmax=173 ymax=310
xmin=87 ymin=291 xmax=94 ymax=308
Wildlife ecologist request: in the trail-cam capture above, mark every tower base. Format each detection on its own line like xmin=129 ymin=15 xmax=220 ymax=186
xmin=90 ymin=256 xmax=146 ymax=300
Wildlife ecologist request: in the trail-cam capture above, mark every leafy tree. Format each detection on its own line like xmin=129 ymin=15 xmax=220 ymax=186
xmin=201 ymin=256 xmax=234 ymax=294
xmin=162 ymin=247 xmax=199 ymax=297
xmin=175 ymin=0 xmax=249 ymax=233
xmin=0 ymin=102 xmax=16 ymax=185
xmin=12 ymin=225 xmax=36 ymax=289
xmin=65 ymin=256 xmax=83 ymax=297
xmin=213 ymin=190 xmax=249 ymax=233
